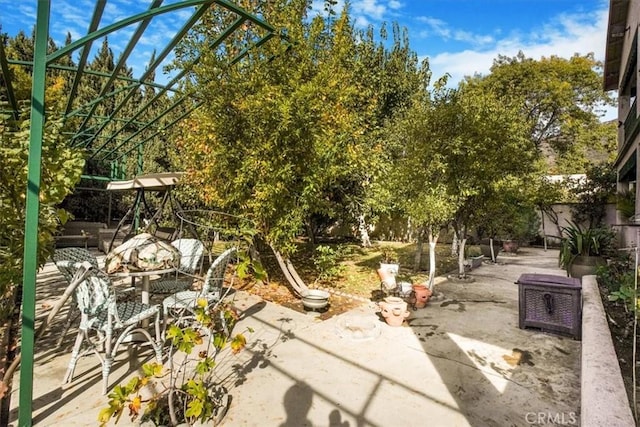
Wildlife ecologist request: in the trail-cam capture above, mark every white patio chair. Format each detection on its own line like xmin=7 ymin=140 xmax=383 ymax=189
xmin=53 ymin=247 xmax=136 ymax=346
xmin=150 ymin=238 xmax=205 ymax=294
xmin=162 ymin=247 xmax=236 ymax=332
xmin=52 ymin=247 xmax=101 ymax=347
xmin=62 ymin=267 xmax=164 ymax=395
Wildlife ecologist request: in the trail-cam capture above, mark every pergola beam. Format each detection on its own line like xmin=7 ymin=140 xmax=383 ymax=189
xmin=97 ymin=95 xmax=188 ymax=161
xmin=19 ymin=2 xmax=50 ymax=425
xmin=63 ymin=0 xmax=106 ymax=116
xmin=76 ymin=0 xmax=164 ymax=133
xmin=83 ymin=2 xmax=213 ymax=152
xmin=6 ymin=3 xmax=276 ymax=426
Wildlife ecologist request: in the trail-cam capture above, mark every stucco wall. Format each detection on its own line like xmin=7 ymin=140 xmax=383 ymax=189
xmin=538 ymin=203 xmax=618 ymax=244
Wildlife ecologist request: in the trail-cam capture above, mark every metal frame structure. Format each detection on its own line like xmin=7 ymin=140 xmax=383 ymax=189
xmin=0 ymin=2 xmax=274 ymax=425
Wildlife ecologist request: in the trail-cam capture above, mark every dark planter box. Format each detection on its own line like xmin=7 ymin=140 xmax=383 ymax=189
xmin=515 ymin=273 xmax=582 ymax=340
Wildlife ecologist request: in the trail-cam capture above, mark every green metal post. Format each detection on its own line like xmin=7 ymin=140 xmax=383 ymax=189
xmin=19 ymin=1 xmax=50 ymax=426
xmin=137 ymin=143 xmax=143 ymax=174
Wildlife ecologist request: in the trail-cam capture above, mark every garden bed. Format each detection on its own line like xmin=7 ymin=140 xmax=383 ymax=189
xmin=598 ymin=283 xmax=636 ymax=415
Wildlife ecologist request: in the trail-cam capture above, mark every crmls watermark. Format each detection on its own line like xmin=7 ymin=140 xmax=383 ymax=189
xmin=525 ymin=412 xmax=577 ymax=425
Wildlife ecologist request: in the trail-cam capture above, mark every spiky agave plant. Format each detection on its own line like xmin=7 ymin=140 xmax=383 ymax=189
xmin=558 ymin=220 xmax=614 ymax=270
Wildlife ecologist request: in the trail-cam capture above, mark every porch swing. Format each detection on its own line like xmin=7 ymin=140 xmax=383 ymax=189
xmin=103 ymin=172 xmax=199 ymax=253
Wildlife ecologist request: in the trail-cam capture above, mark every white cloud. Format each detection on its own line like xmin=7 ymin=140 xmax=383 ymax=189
xmin=423 ymin=8 xmax=609 ymax=86
xmin=353 ymin=0 xmax=387 ymax=20
xmin=310 ymin=0 xmax=400 ymax=26
xmin=417 ymin=16 xmax=494 ymax=47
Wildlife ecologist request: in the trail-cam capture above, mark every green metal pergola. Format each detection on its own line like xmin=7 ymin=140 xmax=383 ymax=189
xmin=0 ymin=2 xmax=274 ymax=425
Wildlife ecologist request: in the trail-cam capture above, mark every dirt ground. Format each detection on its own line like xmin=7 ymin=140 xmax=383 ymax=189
xmin=598 ymin=284 xmax=637 ymax=414
xmin=238 ymin=280 xmax=365 ymax=321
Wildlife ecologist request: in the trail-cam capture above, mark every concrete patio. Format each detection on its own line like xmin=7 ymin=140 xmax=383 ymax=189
xmin=3 ymin=247 xmax=627 ymax=426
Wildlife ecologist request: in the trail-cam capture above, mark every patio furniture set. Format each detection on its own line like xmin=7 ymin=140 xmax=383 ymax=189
xmin=51 ymin=236 xmax=237 ymax=395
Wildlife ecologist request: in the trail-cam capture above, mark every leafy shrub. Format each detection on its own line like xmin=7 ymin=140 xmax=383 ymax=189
xmin=0 ymin=114 xmax=84 ymax=322
xmin=596 ymin=253 xmax=633 ymax=292
xmin=99 ymin=301 xmax=250 ymax=426
xmin=597 ymin=253 xmax=638 ymax=314
xmin=379 ymin=247 xmax=399 ymax=264
xmin=313 ymin=245 xmax=346 ymax=282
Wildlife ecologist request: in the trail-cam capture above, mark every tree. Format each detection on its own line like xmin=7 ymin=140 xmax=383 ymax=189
xmin=383 ymin=79 xmax=456 ymax=289
xmin=442 ymin=83 xmax=536 ymax=278
xmin=466 ymin=52 xmax=614 ymax=172
xmin=570 ymin=162 xmax=616 ymax=228
xmin=172 ymin=1 xmax=426 ymax=291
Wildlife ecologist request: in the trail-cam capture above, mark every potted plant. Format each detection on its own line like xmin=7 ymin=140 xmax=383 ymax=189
xmin=498 ymin=206 xmax=541 ymax=254
xmin=558 ymin=220 xmax=615 ymax=279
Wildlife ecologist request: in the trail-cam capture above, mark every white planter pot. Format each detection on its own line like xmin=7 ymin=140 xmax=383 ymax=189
xmin=379 ymin=263 xmax=399 ymax=275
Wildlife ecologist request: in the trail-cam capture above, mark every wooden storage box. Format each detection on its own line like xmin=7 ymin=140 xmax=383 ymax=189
xmin=515 ymin=273 xmax=582 ymax=340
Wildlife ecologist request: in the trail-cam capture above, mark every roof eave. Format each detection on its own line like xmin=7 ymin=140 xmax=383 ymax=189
xmin=603 ymin=0 xmax=631 ymax=91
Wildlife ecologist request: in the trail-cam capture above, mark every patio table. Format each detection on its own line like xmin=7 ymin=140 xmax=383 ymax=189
xmin=111 ymin=267 xmax=175 ymax=326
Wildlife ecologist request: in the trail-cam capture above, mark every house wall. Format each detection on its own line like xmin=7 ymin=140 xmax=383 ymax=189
xmin=609 ymin=1 xmax=640 ymax=250
xmin=615 ymin=1 xmax=640 ymax=221
xmin=538 ymin=203 xmax=618 ymax=246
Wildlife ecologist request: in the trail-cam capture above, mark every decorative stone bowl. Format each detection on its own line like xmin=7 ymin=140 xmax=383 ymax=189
xmin=301 ymin=289 xmax=330 ymax=310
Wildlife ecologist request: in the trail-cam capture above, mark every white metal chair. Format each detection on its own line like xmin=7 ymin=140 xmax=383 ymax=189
xmin=150 ymin=238 xmax=205 ymax=294
xmin=53 ymin=247 xmax=137 ymax=345
xmin=52 ymin=247 xmax=101 ymax=347
xmin=162 ymin=247 xmax=236 ymax=331
xmin=62 ymin=267 xmax=164 ymax=394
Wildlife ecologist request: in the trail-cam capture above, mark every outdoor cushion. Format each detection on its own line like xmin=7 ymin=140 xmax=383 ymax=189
xmin=104 ymin=232 xmax=180 ymax=274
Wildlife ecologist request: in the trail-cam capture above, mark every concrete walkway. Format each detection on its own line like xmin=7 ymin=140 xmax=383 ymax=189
xmin=8 ymin=247 xmax=584 ymax=426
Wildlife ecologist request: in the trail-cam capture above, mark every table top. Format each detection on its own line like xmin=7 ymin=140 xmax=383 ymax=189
xmin=110 ymin=267 xmax=176 ymax=278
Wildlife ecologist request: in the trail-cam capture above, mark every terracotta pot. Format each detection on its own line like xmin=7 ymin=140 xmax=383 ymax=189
xmin=502 ymin=240 xmax=519 ymax=253
xmin=412 ymin=284 xmax=432 ymax=309
xmin=379 ymin=297 xmax=409 ymax=326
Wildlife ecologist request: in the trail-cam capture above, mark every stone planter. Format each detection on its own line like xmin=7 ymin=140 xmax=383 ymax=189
xmin=568 ymin=255 xmax=606 ymax=279
xmin=467 ymin=255 xmax=484 ymax=269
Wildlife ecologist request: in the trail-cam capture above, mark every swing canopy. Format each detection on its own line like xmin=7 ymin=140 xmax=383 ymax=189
xmin=106 ymin=172 xmax=184 ymax=191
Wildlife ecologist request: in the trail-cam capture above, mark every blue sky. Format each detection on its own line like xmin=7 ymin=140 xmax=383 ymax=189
xmin=0 ymin=0 xmax=613 ymax=115
xmin=312 ymin=0 xmax=610 ymax=87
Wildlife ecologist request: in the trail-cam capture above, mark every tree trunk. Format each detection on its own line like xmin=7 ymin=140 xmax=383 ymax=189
xmin=489 ymin=237 xmax=496 ymax=263
xmin=357 ymin=213 xmax=372 ymax=248
xmin=405 ymin=217 xmax=413 ymax=242
xmin=427 ymin=231 xmax=438 ymax=291
xmin=541 ymin=205 xmax=562 ymax=239
xmin=305 ymin=220 xmax=316 ymax=245
xmin=270 ymin=245 xmax=309 ymax=296
xmin=455 ymin=224 xmax=468 ymax=278
xmin=451 ymin=232 xmax=458 ymax=256
xmin=413 ymin=230 xmax=424 ymax=273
